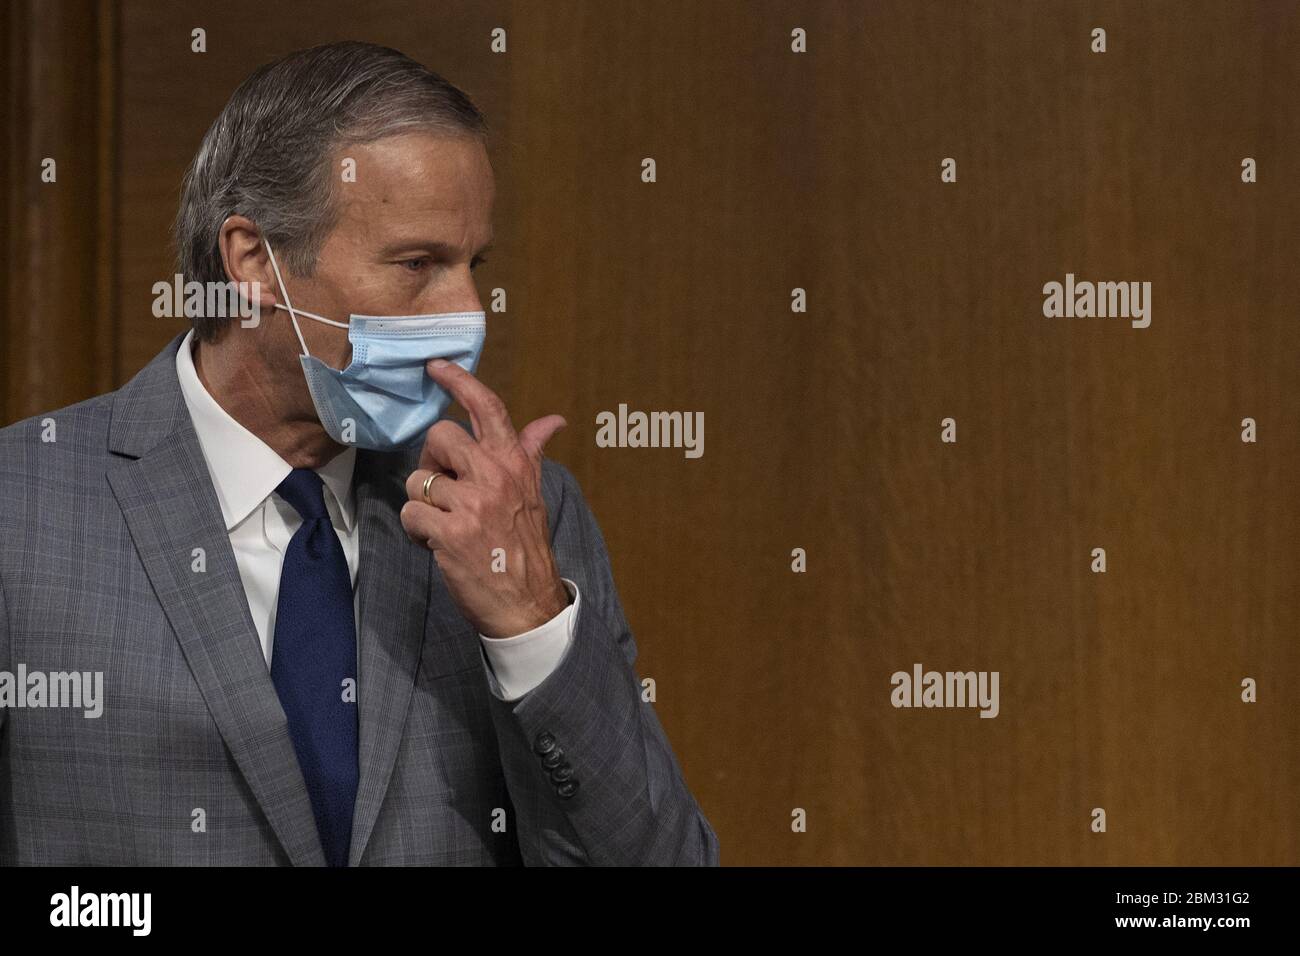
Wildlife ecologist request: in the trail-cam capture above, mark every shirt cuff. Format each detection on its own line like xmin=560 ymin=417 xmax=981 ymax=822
xmin=478 ymin=578 xmax=580 ymax=702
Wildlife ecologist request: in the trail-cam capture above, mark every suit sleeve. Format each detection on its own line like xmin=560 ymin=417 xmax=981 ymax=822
xmin=477 ymin=579 xmax=578 ymax=701
xmin=0 ymin=567 xmax=8 ymax=737
xmin=482 ymin=459 xmax=720 ymax=865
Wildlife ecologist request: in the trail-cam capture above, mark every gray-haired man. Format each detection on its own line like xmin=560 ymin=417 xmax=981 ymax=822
xmin=0 ymin=41 xmax=718 ymax=866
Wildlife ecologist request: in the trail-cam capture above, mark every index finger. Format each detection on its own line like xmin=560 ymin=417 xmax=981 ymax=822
xmin=427 ymin=359 xmax=516 ymax=448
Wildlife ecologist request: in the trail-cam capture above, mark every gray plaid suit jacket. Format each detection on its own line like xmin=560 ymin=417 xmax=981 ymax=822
xmin=0 ymin=332 xmax=719 ymax=865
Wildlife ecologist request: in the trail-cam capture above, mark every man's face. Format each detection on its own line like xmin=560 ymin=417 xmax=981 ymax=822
xmin=276 ymin=131 xmax=495 ymax=375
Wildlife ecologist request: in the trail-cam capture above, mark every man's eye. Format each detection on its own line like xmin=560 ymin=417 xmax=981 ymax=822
xmin=471 ymin=255 xmax=487 ymax=272
xmin=398 ymin=258 xmax=431 ymax=272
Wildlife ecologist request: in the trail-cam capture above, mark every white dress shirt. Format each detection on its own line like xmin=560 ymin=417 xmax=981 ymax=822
xmin=173 ymin=329 xmax=576 ymax=701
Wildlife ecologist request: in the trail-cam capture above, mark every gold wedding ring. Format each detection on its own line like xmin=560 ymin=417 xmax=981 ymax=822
xmin=421 ymin=471 xmax=445 ymax=506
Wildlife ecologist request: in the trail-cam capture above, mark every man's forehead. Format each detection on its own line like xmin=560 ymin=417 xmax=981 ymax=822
xmin=330 ymin=132 xmax=493 ymax=240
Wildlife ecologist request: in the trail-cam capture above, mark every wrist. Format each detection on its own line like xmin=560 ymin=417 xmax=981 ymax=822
xmin=483 ymin=580 xmax=570 ymax=640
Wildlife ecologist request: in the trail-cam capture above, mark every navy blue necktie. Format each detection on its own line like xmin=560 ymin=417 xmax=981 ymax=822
xmin=270 ymin=468 xmax=359 ymax=867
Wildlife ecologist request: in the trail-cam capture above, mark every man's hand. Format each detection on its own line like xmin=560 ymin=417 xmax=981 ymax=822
xmin=400 ymin=359 xmax=570 ymax=640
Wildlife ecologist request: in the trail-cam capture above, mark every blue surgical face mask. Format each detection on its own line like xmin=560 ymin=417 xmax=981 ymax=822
xmin=263 ymin=237 xmax=486 ymax=451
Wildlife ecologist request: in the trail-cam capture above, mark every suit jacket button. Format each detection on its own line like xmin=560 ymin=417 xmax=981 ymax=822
xmin=533 ymin=731 xmax=556 ymax=755
xmin=556 ymin=780 xmax=579 ymax=799
xmin=541 ymin=747 xmax=565 ymax=769
xmin=550 ymin=764 xmax=574 ymax=783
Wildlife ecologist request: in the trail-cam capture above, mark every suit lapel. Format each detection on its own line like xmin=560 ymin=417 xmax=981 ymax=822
xmin=347 ymin=449 xmax=428 ymax=865
xmin=346 ymin=446 xmax=486 ymax=865
xmin=107 ymin=334 xmax=326 ymax=866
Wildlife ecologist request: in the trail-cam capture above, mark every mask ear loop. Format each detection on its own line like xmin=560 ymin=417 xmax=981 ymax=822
xmin=263 ymin=236 xmax=350 ymax=358
xmin=263 ymin=236 xmax=312 ymax=358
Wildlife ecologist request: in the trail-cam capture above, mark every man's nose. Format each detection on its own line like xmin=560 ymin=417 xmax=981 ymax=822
xmin=429 ymin=265 xmax=485 ymax=314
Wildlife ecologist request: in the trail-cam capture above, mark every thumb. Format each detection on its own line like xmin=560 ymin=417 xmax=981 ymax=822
xmin=518 ymin=414 xmax=566 ymax=460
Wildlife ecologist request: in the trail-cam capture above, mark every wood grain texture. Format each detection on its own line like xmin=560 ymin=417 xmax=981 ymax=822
xmin=5 ymin=0 xmax=1297 ymax=864
xmin=1 ymin=0 xmax=118 ymax=420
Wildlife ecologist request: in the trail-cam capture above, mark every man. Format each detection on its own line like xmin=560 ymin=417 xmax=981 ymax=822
xmin=0 ymin=41 xmax=718 ymax=866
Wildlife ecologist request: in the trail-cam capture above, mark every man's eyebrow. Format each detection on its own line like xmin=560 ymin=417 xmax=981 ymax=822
xmin=380 ymin=239 xmax=495 ymax=258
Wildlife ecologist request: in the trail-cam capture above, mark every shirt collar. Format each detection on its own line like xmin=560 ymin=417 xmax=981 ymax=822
xmin=174 ymin=329 xmax=356 ymax=532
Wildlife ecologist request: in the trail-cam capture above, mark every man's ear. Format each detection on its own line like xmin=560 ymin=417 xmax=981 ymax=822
xmin=218 ymin=214 xmax=279 ymax=316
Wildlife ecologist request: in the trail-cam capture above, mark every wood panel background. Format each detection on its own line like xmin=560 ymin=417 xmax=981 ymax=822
xmin=3 ymin=0 xmax=1297 ymax=865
